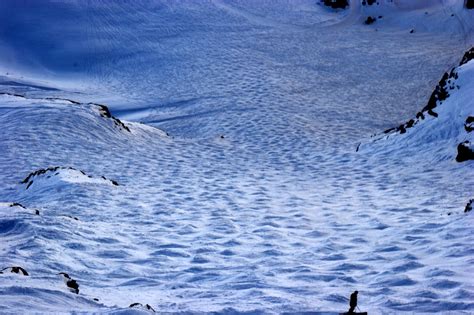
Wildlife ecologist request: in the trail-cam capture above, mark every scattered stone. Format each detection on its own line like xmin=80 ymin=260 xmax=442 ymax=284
xmin=455 ymin=141 xmax=474 ymax=162
xmin=364 ymin=16 xmax=376 ymax=25
xmin=9 ymin=202 xmax=26 ymax=209
xmin=58 ymin=272 xmax=79 ymax=294
xmin=465 ymin=199 xmax=473 ymax=212
xmin=0 ymin=266 xmax=29 ymax=276
xmin=465 ymin=116 xmax=474 ymax=132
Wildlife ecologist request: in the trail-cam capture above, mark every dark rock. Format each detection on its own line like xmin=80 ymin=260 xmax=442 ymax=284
xmin=398 ymin=125 xmax=406 ymax=134
xmin=362 ymin=0 xmax=376 ymax=5
xmin=456 ymin=141 xmax=474 ymax=162
xmin=21 ymin=167 xmax=120 ymax=188
xmin=427 ymin=109 xmax=438 ymax=117
xmin=9 ymin=202 xmax=26 ymax=209
xmin=416 ymin=112 xmax=425 ymax=120
xmin=465 ymin=199 xmax=473 ymax=212
xmin=95 ymin=104 xmax=131 ymax=132
xmin=466 ymin=0 xmax=474 ymax=9
xmin=364 ymin=16 xmax=376 ymax=25
xmin=1 ymin=266 xmax=29 ymax=276
xmin=58 ymin=272 xmax=79 ymax=294
xmin=129 ymin=303 xmax=156 ymax=312
xmin=321 ymin=0 xmax=349 ymax=9
xmin=465 ymin=116 xmax=474 ymax=132
xmin=460 ymin=47 xmax=474 ymax=66
xmin=410 ymin=29 xmax=415 ymax=34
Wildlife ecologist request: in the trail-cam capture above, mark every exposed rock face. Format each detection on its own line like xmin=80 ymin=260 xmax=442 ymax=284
xmin=321 ymin=0 xmax=349 ymax=9
xmin=455 ymin=141 xmax=474 ymax=162
xmin=466 ymin=0 xmax=474 ymax=10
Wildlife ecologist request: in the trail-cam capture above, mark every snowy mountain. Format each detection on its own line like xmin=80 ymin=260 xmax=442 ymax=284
xmin=0 ymin=1 xmax=473 ymax=314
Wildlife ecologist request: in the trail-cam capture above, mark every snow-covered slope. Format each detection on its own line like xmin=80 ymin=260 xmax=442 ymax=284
xmin=0 ymin=1 xmax=473 ymax=314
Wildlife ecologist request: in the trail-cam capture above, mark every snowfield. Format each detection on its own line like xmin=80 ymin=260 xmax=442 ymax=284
xmin=0 ymin=1 xmax=473 ymax=314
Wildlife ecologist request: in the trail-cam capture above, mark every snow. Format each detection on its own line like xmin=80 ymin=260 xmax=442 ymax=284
xmin=0 ymin=1 xmax=473 ymax=314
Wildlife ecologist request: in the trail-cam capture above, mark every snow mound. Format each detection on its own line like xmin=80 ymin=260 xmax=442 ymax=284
xmin=21 ymin=167 xmax=119 ymax=191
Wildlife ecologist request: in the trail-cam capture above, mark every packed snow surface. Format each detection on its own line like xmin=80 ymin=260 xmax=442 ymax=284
xmin=0 ymin=1 xmax=473 ymax=314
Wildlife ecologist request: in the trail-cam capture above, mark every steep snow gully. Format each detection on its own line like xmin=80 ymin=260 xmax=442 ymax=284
xmin=0 ymin=1 xmax=473 ymax=314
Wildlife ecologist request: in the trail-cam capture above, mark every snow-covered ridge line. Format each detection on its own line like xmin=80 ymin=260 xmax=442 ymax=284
xmin=0 ymin=92 xmax=132 ymax=133
xmin=20 ymin=167 xmax=120 ymax=190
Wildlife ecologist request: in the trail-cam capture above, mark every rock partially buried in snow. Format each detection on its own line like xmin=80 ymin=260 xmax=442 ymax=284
xmin=0 ymin=266 xmax=29 ymax=276
xmin=364 ymin=16 xmax=377 ymax=25
xmin=21 ymin=167 xmax=120 ymax=190
xmin=455 ymin=141 xmax=474 ymax=162
xmin=320 ymin=0 xmax=349 ymax=9
xmin=95 ymin=104 xmax=130 ymax=132
xmin=465 ymin=116 xmax=474 ymax=132
xmin=465 ymin=199 xmax=473 ymax=212
xmin=129 ymin=302 xmax=156 ymax=312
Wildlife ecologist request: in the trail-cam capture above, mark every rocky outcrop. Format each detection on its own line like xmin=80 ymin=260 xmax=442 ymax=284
xmin=455 ymin=141 xmax=474 ymax=162
xmin=466 ymin=0 xmax=474 ymax=10
xmin=95 ymin=104 xmax=130 ymax=132
xmin=21 ymin=167 xmax=119 ymax=189
xmin=465 ymin=116 xmax=474 ymax=132
xmin=465 ymin=199 xmax=473 ymax=212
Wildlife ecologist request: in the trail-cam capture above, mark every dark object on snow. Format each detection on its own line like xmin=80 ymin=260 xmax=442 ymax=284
xmin=460 ymin=47 xmax=474 ymax=66
xmin=427 ymin=109 xmax=438 ymax=117
xmin=466 ymin=0 xmax=474 ymax=9
xmin=362 ymin=0 xmax=377 ymax=5
xmin=96 ymin=104 xmax=130 ymax=132
xmin=410 ymin=29 xmax=415 ymax=33
xmin=9 ymin=202 xmax=26 ymax=209
xmin=21 ymin=167 xmax=119 ymax=188
xmin=348 ymin=290 xmax=358 ymax=313
xmin=456 ymin=141 xmax=474 ymax=162
xmin=465 ymin=116 xmax=474 ymax=132
xmin=0 ymin=266 xmax=29 ymax=276
xmin=58 ymin=272 xmax=79 ymax=294
xmin=364 ymin=16 xmax=376 ymax=25
xmin=321 ymin=0 xmax=349 ymax=9
xmin=129 ymin=303 xmax=156 ymax=312
xmin=35 ymin=209 xmax=40 ymax=215
xmin=465 ymin=199 xmax=473 ymax=213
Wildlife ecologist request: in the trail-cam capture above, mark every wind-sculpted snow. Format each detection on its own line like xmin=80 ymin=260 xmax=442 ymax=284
xmin=0 ymin=1 xmax=474 ymax=314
